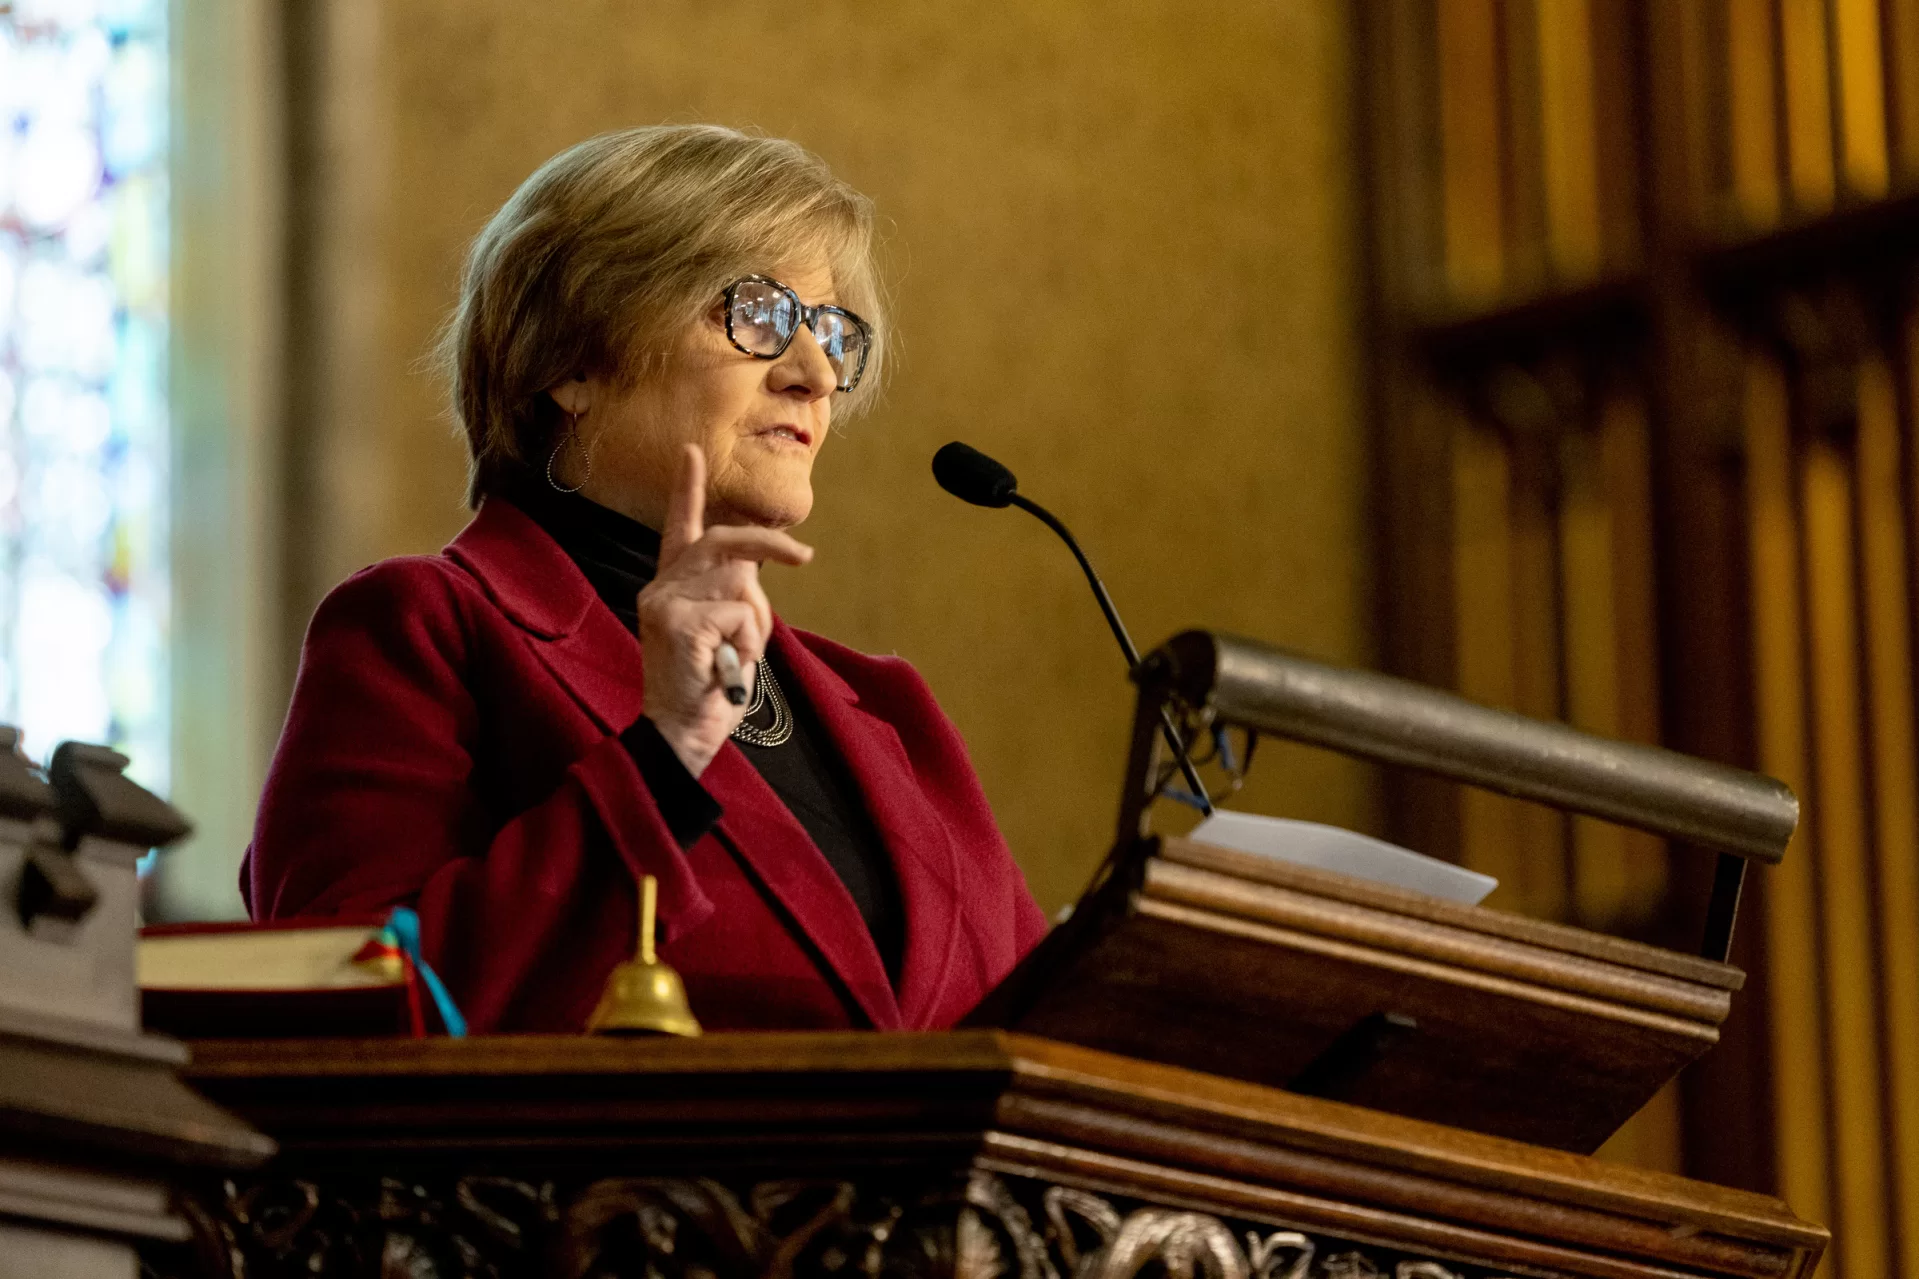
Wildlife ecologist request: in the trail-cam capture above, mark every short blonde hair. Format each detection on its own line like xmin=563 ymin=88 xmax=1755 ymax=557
xmin=439 ymin=125 xmax=887 ymax=506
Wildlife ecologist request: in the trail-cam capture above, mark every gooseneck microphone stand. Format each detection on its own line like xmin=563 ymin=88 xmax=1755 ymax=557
xmin=931 ymin=441 xmax=1212 ymax=816
xmin=1005 ymin=491 xmax=1214 ymax=816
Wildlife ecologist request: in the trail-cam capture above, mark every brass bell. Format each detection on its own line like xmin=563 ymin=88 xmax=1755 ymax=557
xmin=586 ymin=874 xmax=702 ymax=1037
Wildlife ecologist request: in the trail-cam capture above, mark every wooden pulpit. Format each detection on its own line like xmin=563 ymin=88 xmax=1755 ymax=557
xmin=970 ymin=835 xmax=1743 ymax=1153
xmin=123 ymin=631 xmax=1821 ymax=1277
xmin=139 ymin=1030 xmax=1823 ymax=1279
xmin=975 ymin=632 xmax=1797 ymax=1155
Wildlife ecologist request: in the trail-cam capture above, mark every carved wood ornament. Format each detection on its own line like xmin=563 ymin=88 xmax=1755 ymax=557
xmin=141 ymin=1172 xmax=1518 ymax=1279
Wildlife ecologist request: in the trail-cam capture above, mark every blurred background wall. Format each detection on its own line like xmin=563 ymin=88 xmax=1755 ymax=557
xmin=244 ymin=0 xmax=1375 ymax=922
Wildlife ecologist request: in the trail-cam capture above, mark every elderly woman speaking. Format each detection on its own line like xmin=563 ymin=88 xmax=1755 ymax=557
xmin=243 ymin=125 xmax=1047 ymax=1033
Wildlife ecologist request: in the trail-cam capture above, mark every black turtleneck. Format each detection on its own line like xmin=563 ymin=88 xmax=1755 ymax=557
xmin=501 ymin=475 xmax=906 ymax=980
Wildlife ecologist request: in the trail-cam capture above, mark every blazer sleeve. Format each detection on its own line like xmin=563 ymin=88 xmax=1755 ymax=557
xmin=243 ymin=559 xmax=712 ymax=1031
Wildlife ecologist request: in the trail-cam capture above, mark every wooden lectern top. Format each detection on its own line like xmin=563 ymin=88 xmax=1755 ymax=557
xmin=970 ymin=837 xmax=1745 ymax=1154
xmin=176 ymin=1029 xmax=1824 ymax=1279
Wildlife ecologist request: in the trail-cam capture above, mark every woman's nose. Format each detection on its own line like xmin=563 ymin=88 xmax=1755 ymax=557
xmin=773 ymin=329 xmax=838 ymax=400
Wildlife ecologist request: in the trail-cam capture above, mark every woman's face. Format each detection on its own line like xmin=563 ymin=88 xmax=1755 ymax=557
xmin=553 ymin=259 xmax=842 ymax=531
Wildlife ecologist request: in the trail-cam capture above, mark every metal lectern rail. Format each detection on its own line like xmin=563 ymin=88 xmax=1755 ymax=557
xmin=1117 ymin=630 xmax=1799 ymax=962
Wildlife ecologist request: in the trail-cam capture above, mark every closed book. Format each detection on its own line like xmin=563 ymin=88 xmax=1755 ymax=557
xmin=139 ymin=918 xmax=426 ymax=1039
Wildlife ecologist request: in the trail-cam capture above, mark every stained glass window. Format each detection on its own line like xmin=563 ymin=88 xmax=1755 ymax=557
xmin=0 ymin=0 xmax=169 ymax=789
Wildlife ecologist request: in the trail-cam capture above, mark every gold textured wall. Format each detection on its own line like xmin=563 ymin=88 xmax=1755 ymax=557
xmin=285 ymin=0 xmax=1373 ymax=913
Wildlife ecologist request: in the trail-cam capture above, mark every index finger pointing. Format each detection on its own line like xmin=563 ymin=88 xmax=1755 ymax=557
xmin=658 ymin=444 xmax=706 ymax=567
xmin=684 ymin=524 xmax=815 ymax=569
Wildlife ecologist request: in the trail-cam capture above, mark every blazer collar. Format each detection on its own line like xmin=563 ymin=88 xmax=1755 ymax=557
xmin=447 ymin=498 xmax=646 ymax=740
xmin=447 ymin=497 xmax=600 ymax=641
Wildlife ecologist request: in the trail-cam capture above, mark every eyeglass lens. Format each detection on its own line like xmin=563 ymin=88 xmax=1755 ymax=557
xmin=728 ymin=279 xmax=866 ymax=390
xmin=729 ymin=280 xmax=798 ymax=354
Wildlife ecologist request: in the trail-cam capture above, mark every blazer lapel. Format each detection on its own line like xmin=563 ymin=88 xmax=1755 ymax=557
xmin=445 ymin=498 xmax=646 ymax=734
xmin=701 ymin=745 xmax=902 ymax=1029
xmin=777 ymin=628 xmax=968 ymax=1029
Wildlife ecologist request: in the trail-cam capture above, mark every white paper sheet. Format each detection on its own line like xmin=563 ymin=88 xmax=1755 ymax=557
xmin=1188 ymin=811 xmax=1498 ymax=905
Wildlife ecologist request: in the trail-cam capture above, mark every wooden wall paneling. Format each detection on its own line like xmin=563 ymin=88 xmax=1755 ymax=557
xmin=1680 ymin=833 xmax=1781 ymax=1195
xmin=1536 ymin=0 xmax=1604 ymax=280
xmin=1437 ymin=0 xmax=1509 ymax=303
xmin=1365 ymin=0 xmax=1449 ymax=312
xmin=1883 ymin=0 xmax=1919 ymax=177
xmin=1637 ymin=0 xmax=1765 ymax=803
xmin=1744 ymin=352 xmax=1835 ymax=1252
xmin=1498 ymin=0 xmax=1552 ymax=293
xmin=1905 ymin=307 xmax=1919 ymax=785
xmin=1377 ymin=385 xmax=1469 ymax=867
xmin=1557 ymin=399 xmax=1666 ymax=940
xmin=1852 ymin=346 xmax=1919 ymax=1279
xmin=1633 ymin=0 xmax=1781 ymax=1195
xmin=1587 ymin=0 xmax=1647 ymax=266
xmin=1597 ymin=393 xmax=1666 ymax=878
xmin=1433 ymin=0 xmax=1561 ymax=905
xmin=1703 ymin=0 xmax=1743 ymax=224
xmin=1831 ymin=0 xmax=1892 ymax=196
xmin=1366 ymin=0 xmax=1919 ymax=1224
xmin=1594 ymin=1079 xmax=1684 ymax=1176
xmin=1656 ymin=322 xmax=1778 ymax=1194
xmin=1560 ymin=426 xmax=1634 ymax=923
xmin=1798 ymin=414 xmax=1890 ymax=1279
xmin=1730 ymin=0 xmax=1788 ymax=226
xmin=1451 ymin=417 xmax=1530 ymax=904
xmin=1893 ymin=302 xmax=1919 ymax=1274
xmin=1651 ymin=0 xmax=1723 ymax=238
xmin=1580 ymin=399 xmax=1685 ymax=1179
xmin=1359 ymin=0 xmax=1464 ymax=868
xmin=1508 ymin=428 xmax=1575 ymax=919
xmin=1781 ymin=0 xmax=1840 ymax=210
xmin=1594 ymin=378 xmax=1692 ymax=1190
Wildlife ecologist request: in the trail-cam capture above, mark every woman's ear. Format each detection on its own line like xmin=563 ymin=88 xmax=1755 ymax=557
xmin=548 ymin=374 xmax=592 ymax=417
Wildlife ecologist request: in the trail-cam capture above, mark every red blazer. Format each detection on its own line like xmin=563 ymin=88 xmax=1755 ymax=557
xmin=243 ymin=497 xmax=1048 ymax=1033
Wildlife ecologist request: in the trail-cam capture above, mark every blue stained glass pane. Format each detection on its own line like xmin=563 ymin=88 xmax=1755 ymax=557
xmin=0 ymin=3 xmax=168 ymax=791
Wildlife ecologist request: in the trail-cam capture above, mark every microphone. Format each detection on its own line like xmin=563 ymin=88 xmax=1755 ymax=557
xmin=932 ymin=442 xmax=1213 ymax=814
xmin=931 ymin=442 xmax=1018 ymax=508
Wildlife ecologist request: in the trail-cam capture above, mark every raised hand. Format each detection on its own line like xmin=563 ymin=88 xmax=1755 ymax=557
xmin=637 ymin=445 xmax=814 ymax=776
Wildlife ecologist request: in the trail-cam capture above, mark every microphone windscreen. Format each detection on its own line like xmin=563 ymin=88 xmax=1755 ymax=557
xmin=932 ymin=442 xmax=1019 ymax=508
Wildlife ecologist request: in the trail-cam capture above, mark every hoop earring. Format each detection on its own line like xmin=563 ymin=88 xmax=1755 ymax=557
xmin=547 ymin=412 xmax=590 ymax=494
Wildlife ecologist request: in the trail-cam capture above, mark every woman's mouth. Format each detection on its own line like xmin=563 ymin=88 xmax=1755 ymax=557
xmin=756 ymin=424 xmax=813 ymax=448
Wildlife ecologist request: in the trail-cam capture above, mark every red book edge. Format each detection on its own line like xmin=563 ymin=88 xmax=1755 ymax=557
xmin=140 ymin=916 xmax=388 ymax=938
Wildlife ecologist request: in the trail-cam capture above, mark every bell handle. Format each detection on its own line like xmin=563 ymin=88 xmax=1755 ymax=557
xmin=639 ymin=874 xmax=658 ymax=965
